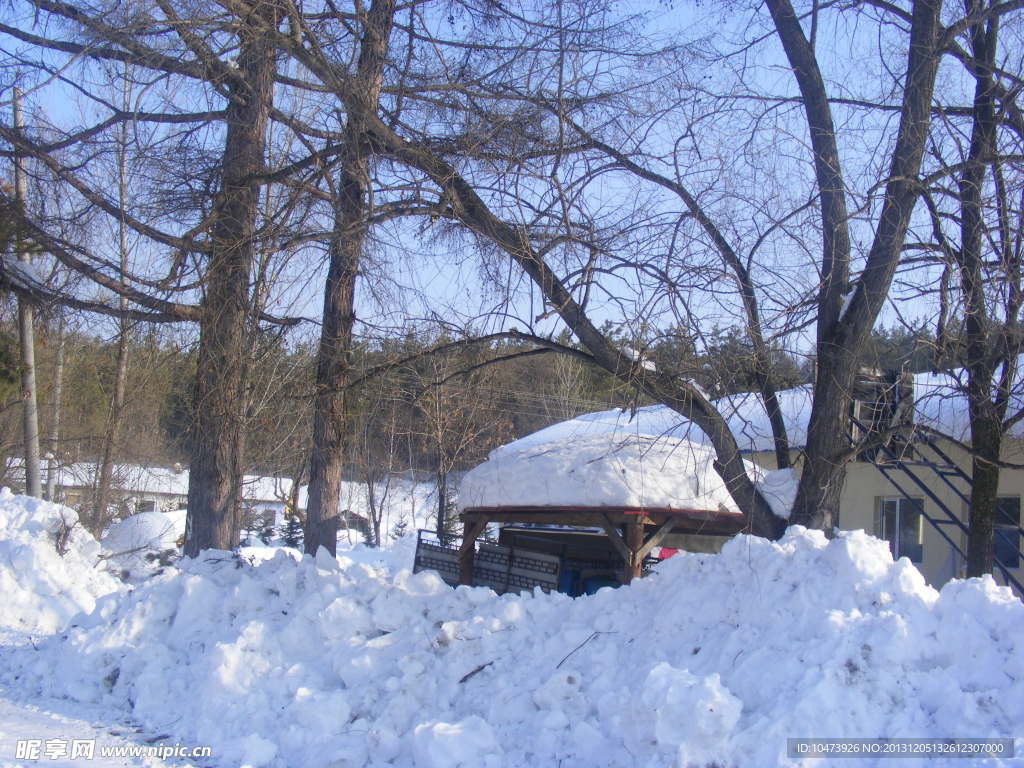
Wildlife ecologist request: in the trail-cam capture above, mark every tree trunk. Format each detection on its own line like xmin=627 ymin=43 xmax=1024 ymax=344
xmin=304 ymin=173 xmax=361 ymax=557
xmin=784 ymin=0 xmax=942 ymax=530
xmin=966 ymin=410 xmax=1001 ymax=576
xmin=305 ymin=0 xmax=396 ymax=556
xmin=94 ymin=329 xmax=129 ymax=532
xmin=788 ymin=350 xmax=856 ymax=529
xmin=46 ymin=318 xmax=65 ymax=502
xmin=959 ymin=4 xmax=1001 ymax=577
xmin=435 ymin=470 xmax=447 ymax=538
xmin=13 ymin=87 xmax=41 ymax=499
xmin=185 ymin=4 xmax=276 ymax=557
xmin=95 ymin=89 xmax=132 ymax=534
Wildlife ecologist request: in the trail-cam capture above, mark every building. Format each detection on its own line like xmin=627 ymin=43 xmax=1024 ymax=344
xmin=3 ymin=461 xmax=294 ymax=527
xmin=3 ymin=460 xmax=411 ymax=542
xmin=454 ymin=370 xmax=1024 ymax=595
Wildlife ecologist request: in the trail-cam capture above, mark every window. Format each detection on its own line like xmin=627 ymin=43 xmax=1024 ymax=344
xmin=876 ymin=497 xmax=924 ymax=563
xmin=137 ymin=499 xmax=156 ymax=514
xmin=261 ymin=509 xmax=276 ymax=529
xmin=995 ymin=497 xmax=1021 ymax=570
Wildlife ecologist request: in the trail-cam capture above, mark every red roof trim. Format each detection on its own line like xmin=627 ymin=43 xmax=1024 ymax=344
xmin=461 ymin=504 xmax=743 ymax=520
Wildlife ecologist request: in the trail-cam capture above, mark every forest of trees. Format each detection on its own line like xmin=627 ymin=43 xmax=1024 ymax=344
xmin=0 ymin=0 xmax=1021 ymax=575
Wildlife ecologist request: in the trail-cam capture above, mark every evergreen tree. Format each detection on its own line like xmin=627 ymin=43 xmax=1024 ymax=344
xmin=281 ymin=515 xmax=304 ymax=549
xmin=390 ymin=515 xmax=409 ymax=541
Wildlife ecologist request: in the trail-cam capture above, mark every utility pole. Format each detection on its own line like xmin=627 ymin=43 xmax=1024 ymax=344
xmin=14 ymin=87 xmax=42 ymax=498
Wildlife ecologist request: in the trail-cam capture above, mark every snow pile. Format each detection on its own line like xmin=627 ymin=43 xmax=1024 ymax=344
xmin=0 ymin=489 xmax=121 ymax=635
xmin=4 ymin=527 xmax=1022 ymax=767
xmin=101 ymin=510 xmax=186 ymax=579
xmin=459 ymin=433 xmax=796 ymax=519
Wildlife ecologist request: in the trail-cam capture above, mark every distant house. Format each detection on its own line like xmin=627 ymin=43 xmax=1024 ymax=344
xmin=4 ymin=461 xmax=294 ymax=526
xmin=3 ymin=461 xmax=426 ymax=542
xmin=456 ymin=370 xmax=1024 ymax=595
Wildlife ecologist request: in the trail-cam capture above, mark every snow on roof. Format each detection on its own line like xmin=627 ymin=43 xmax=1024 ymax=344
xmin=913 ymin=369 xmax=1024 ymax=442
xmin=458 ymin=432 xmax=796 ymax=518
xmin=498 ymin=386 xmax=813 ymax=454
xmin=456 ymin=367 xmax=1024 ymax=516
xmin=4 ymin=461 xmax=293 ymax=504
xmin=502 ymin=369 xmax=1024 ymax=455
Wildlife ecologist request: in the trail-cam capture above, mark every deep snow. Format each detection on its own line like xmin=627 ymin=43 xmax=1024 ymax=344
xmin=0 ymin=486 xmax=1020 ymax=767
xmin=457 ymin=433 xmax=797 ymax=519
xmin=0 ymin=489 xmax=122 ymax=635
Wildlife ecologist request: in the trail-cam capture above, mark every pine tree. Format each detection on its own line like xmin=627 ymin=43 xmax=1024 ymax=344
xmin=390 ymin=515 xmax=409 ymax=541
xmin=281 ymin=515 xmax=304 ymax=548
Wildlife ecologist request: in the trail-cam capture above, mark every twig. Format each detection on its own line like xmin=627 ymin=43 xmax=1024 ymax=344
xmin=458 ymin=660 xmax=494 ymax=683
xmin=556 ymin=631 xmax=615 ymax=669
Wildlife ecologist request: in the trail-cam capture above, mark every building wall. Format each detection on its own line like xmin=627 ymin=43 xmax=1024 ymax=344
xmin=751 ymin=437 xmax=1024 ymax=592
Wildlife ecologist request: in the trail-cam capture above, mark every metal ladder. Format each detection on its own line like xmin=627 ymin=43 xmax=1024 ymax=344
xmin=849 ymin=415 xmax=1024 ymax=596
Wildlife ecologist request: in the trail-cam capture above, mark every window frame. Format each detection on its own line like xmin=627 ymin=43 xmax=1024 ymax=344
xmin=994 ymin=496 xmax=1021 ymax=571
xmin=875 ymin=496 xmax=925 ymax=564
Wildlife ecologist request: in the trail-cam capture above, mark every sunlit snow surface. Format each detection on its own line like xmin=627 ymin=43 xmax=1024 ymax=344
xmin=458 ymin=433 xmax=797 ymax=519
xmin=0 ymin=489 xmax=1020 ymax=768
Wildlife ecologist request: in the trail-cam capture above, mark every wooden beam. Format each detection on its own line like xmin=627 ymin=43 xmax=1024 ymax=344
xmin=598 ymin=514 xmax=632 ymax=562
xmin=458 ymin=518 xmax=487 ymax=586
xmin=461 ymin=508 xmax=746 ymax=535
xmin=636 ymin=517 xmax=678 ymax=562
xmin=625 ymin=517 xmax=644 ymax=583
xmin=463 ymin=511 xmax=621 ymax=526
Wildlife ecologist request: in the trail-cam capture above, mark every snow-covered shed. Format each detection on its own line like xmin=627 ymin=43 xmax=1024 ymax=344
xmin=457 ymin=370 xmax=1024 ymax=594
xmin=453 ymin=429 xmax=795 ymax=587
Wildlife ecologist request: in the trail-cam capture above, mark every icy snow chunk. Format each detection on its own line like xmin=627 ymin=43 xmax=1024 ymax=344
xmin=235 ymin=733 xmax=277 ymax=768
xmin=321 ymin=596 xmax=374 ymax=639
xmin=290 ymin=687 xmax=351 ymax=732
xmin=532 ymin=670 xmax=583 ymax=711
xmin=102 ymin=510 xmax=183 ymax=579
xmin=315 ymin=546 xmax=340 ymax=571
xmin=413 ymin=716 xmax=501 ymax=768
xmin=0 ymin=489 xmax=121 ymax=634
xmin=641 ymin=664 xmax=741 ymax=755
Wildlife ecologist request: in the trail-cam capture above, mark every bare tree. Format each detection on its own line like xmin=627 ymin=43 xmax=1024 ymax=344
xmin=94 ymin=68 xmax=134 ymax=532
xmin=303 ymin=0 xmax=397 ymax=556
xmin=12 ymin=86 xmax=41 ymax=497
xmin=912 ymin=0 xmax=1024 ymax=576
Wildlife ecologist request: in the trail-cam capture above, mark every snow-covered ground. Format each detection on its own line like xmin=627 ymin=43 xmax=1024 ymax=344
xmin=0 ymin=688 xmax=212 ymax=768
xmin=0 ymin=490 xmax=1021 ymax=767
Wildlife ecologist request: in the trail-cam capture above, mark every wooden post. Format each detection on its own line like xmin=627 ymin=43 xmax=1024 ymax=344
xmin=625 ymin=516 xmax=644 ymax=584
xmin=458 ymin=518 xmax=487 ymax=586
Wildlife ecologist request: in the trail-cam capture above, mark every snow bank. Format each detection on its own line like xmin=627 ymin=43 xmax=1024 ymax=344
xmin=0 ymin=489 xmax=121 ymax=635
xmin=4 ymin=527 xmax=1021 ymax=767
xmin=101 ymin=510 xmax=186 ymax=579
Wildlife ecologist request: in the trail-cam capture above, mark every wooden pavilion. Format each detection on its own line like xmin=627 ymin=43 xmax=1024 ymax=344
xmin=456 ymin=503 xmax=747 ymax=586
